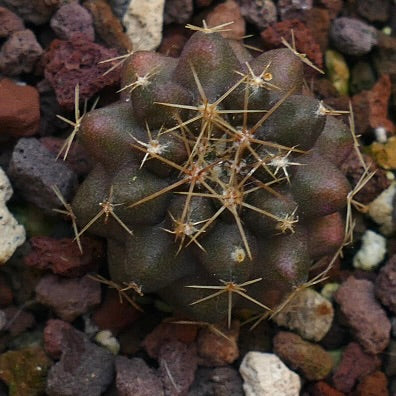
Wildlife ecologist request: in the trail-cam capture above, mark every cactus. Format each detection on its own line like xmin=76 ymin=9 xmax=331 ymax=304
xmin=71 ymin=24 xmax=353 ymax=325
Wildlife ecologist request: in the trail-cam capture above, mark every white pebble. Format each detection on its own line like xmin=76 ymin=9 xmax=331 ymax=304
xmin=374 ymin=126 xmax=388 ymax=143
xmin=123 ymin=0 xmax=165 ymax=51
xmin=0 ymin=167 xmax=25 ymax=265
xmin=240 ymin=352 xmax=301 ymax=396
xmin=95 ymin=330 xmax=120 ymax=355
xmin=368 ymin=183 xmax=396 ymax=235
xmin=353 ymin=230 xmax=386 ymax=270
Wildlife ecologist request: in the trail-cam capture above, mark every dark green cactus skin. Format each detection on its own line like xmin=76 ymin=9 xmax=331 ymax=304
xmin=72 ymin=31 xmax=353 ymax=322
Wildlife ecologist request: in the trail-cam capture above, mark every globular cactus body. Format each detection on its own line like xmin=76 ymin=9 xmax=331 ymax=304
xmin=72 ymin=28 xmax=353 ymax=323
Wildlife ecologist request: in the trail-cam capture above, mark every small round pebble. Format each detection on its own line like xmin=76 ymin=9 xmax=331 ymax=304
xmin=50 ymin=3 xmax=95 ymax=41
xmin=273 ymin=331 xmax=334 ymax=381
xmin=330 ymin=17 xmax=377 ymax=56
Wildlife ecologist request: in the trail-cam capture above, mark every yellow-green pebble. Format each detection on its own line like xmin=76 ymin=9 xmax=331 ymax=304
xmin=325 ymin=49 xmax=350 ymax=96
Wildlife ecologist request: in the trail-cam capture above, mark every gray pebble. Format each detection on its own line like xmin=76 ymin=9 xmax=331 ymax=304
xmin=46 ymin=327 xmax=114 ymax=396
xmin=330 ymin=17 xmax=377 ymax=56
xmin=8 ymin=138 xmax=77 ymax=211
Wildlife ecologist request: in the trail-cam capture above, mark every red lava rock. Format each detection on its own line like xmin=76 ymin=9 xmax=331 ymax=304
xmin=158 ymin=340 xmax=198 ymax=396
xmin=352 ymin=74 xmax=395 ymax=136
xmin=25 ymin=236 xmax=103 ymax=277
xmin=35 ymin=274 xmax=101 ymax=322
xmin=302 ymin=8 xmax=331 ymax=53
xmin=164 ymin=0 xmax=193 ymax=24
xmin=197 ymin=320 xmax=239 ymax=366
xmin=355 ymin=371 xmax=389 ymax=396
xmin=159 ymin=25 xmax=189 ymax=58
xmin=2 ymin=305 xmax=35 ymax=337
xmin=43 ymin=34 xmax=120 ymax=110
xmin=273 ymin=331 xmax=334 ymax=381
xmin=278 ymin=0 xmax=313 ymax=20
xmin=40 ymin=137 xmax=93 ymax=177
xmin=375 ymin=255 xmax=396 ymax=314
xmin=83 ymin=0 xmax=132 ymax=52
xmin=340 ymin=150 xmax=391 ymax=205
xmin=332 ymin=342 xmax=381 ymax=393
xmin=335 ymin=277 xmax=390 ymax=354
xmin=0 ymin=29 xmax=43 ymax=76
xmin=0 ymin=275 xmax=13 ymax=307
xmin=50 ymin=3 xmax=95 ymax=41
xmin=237 ymin=0 xmax=277 ymax=30
xmin=142 ymin=321 xmax=199 ymax=359
xmin=309 ymin=381 xmax=345 ymax=396
xmin=206 ymin=0 xmax=245 ymax=40
xmin=92 ymin=289 xmax=141 ymax=335
xmin=261 ymin=19 xmax=323 ymax=71
xmin=0 ymin=78 xmax=40 ymax=138
xmin=43 ymin=319 xmax=73 ymax=359
xmin=115 ymin=356 xmax=164 ymax=396
xmin=0 ymin=7 xmax=24 ymax=38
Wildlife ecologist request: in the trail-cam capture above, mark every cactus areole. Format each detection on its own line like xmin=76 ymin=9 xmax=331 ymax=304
xmin=72 ymin=28 xmax=353 ymax=324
